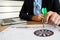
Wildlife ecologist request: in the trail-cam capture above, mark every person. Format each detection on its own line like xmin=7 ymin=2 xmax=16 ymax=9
xmin=19 ymin=0 xmax=60 ymax=26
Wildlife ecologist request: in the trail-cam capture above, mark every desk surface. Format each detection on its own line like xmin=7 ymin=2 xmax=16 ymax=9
xmin=0 ymin=21 xmax=60 ymax=40
xmin=0 ymin=21 xmax=42 ymax=32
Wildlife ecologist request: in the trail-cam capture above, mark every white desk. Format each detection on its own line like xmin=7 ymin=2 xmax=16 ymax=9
xmin=0 ymin=24 xmax=60 ymax=40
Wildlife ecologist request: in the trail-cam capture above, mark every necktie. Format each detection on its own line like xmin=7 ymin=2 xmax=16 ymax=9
xmin=34 ymin=0 xmax=42 ymax=15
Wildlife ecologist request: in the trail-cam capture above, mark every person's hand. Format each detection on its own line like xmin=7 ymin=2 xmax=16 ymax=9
xmin=32 ymin=14 xmax=44 ymax=22
xmin=46 ymin=11 xmax=60 ymax=26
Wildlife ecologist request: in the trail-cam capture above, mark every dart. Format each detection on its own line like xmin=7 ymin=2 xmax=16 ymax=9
xmin=42 ymin=8 xmax=47 ymax=27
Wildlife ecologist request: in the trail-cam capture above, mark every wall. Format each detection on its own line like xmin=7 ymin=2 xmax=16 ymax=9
xmin=0 ymin=1 xmax=24 ymax=19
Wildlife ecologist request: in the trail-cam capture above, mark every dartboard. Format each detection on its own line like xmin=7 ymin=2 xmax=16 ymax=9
xmin=34 ymin=29 xmax=54 ymax=37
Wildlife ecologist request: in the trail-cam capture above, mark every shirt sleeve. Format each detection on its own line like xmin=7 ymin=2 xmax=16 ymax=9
xmin=19 ymin=0 xmax=33 ymax=21
xmin=52 ymin=0 xmax=60 ymax=15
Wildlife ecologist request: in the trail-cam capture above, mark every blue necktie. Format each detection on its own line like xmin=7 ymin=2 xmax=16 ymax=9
xmin=34 ymin=0 xmax=42 ymax=15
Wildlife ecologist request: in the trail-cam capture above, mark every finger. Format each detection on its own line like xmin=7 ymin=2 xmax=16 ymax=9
xmin=54 ymin=15 xmax=60 ymax=25
xmin=38 ymin=14 xmax=44 ymax=21
xmin=49 ymin=12 xmax=58 ymax=24
xmin=46 ymin=11 xmax=53 ymax=22
xmin=56 ymin=16 xmax=60 ymax=25
xmin=57 ymin=20 xmax=60 ymax=26
xmin=38 ymin=14 xmax=43 ymax=19
xmin=47 ymin=12 xmax=54 ymax=24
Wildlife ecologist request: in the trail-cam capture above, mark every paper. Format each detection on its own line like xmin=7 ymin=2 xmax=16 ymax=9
xmin=0 ymin=24 xmax=60 ymax=40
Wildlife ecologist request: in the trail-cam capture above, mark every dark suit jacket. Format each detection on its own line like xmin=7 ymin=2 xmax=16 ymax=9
xmin=20 ymin=0 xmax=60 ymax=21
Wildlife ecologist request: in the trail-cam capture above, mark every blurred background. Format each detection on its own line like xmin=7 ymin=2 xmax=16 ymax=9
xmin=0 ymin=0 xmax=24 ymax=26
xmin=0 ymin=0 xmax=24 ymax=19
